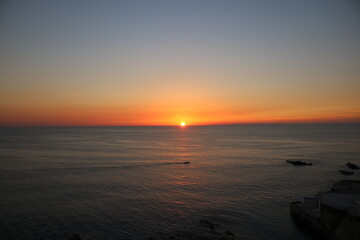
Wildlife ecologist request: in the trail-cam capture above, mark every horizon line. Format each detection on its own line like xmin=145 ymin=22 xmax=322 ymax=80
xmin=1 ymin=122 xmax=360 ymax=128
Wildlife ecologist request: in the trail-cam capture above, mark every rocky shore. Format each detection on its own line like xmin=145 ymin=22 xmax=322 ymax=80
xmin=290 ymin=180 xmax=360 ymax=240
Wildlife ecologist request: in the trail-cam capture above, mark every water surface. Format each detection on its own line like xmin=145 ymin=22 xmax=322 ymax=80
xmin=1 ymin=125 xmax=359 ymax=239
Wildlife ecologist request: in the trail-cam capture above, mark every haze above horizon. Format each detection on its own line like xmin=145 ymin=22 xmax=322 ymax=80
xmin=1 ymin=0 xmax=359 ymax=127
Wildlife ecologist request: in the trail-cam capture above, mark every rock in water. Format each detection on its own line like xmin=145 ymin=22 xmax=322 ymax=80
xmin=346 ymin=162 xmax=359 ymax=170
xmin=146 ymin=220 xmax=236 ymax=240
xmin=67 ymin=234 xmax=81 ymax=240
xmin=339 ymin=170 xmax=354 ymax=175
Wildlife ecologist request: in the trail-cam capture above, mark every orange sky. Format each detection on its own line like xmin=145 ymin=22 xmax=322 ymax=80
xmin=1 ymin=87 xmax=359 ymax=126
xmin=1 ymin=1 xmax=360 ymax=126
xmin=1 ymin=68 xmax=359 ymax=126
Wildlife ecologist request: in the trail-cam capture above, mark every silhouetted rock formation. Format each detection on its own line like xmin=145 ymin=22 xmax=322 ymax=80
xmin=346 ymin=162 xmax=359 ymax=170
xmin=290 ymin=180 xmax=360 ymax=240
xmin=146 ymin=220 xmax=236 ymax=240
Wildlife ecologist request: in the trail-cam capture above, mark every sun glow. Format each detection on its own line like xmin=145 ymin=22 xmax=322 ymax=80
xmin=180 ymin=122 xmax=186 ymax=126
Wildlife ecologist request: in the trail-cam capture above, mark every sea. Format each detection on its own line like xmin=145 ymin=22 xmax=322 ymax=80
xmin=0 ymin=124 xmax=359 ymax=240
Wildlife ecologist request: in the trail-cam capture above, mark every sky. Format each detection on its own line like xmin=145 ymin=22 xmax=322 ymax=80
xmin=0 ymin=0 xmax=359 ymax=126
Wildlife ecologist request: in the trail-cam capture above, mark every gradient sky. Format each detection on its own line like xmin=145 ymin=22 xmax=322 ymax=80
xmin=1 ymin=0 xmax=359 ymax=126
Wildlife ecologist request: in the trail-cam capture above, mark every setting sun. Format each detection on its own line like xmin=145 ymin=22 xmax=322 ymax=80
xmin=180 ymin=122 xmax=186 ymax=127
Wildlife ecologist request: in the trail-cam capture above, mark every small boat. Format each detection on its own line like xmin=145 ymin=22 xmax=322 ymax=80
xmin=346 ymin=162 xmax=359 ymax=170
xmin=286 ymin=160 xmax=312 ymax=166
xmin=183 ymin=161 xmax=190 ymax=164
xmin=339 ymin=170 xmax=354 ymax=175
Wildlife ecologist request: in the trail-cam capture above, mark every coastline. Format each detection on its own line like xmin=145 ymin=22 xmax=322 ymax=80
xmin=290 ymin=180 xmax=360 ymax=240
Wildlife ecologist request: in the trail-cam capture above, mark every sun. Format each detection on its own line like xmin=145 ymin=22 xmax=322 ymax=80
xmin=180 ymin=122 xmax=186 ymax=127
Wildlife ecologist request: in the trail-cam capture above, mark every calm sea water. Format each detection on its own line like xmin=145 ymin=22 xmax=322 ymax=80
xmin=1 ymin=125 xmax=360 ymax=240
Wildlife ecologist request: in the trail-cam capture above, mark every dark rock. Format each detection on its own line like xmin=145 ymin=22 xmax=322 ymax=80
xmin=339 ymin=170 xmax=354 ymax=175
xmin=286 ymin=160 xmax=312 ymax=166
xmin=290 ymin=199 xmax=322 ymax=234
xmin=290 ymin=181 xmax=360 ymax=240
xmin=292 ymin=161 xmax=312 ymax=166
xmin=225 ymin=230 xmax=235 ymax=237
xmin=346 ymin=162 xmax=359 ymax=170
xmin=67 ymin=234 xmax=81 ymax=240
xmin=146 ymin=220 xmax=236 ymax=240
